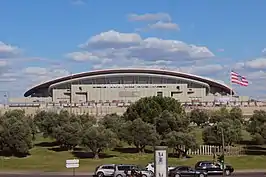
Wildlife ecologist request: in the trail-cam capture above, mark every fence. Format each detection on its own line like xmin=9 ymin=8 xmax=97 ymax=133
xmin=178 ymin=145 xmax=244 ymax=156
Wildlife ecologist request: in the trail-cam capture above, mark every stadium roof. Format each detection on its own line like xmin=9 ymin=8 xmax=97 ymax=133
xmin=24 ymin=68 xmax=234 ymax=97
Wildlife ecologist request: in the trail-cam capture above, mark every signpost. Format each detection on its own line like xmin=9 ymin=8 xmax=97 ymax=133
xmin=154 ymin=146 xmax=168 ymax=177
xmin=66 ymin=159 xmax=79 ymax=176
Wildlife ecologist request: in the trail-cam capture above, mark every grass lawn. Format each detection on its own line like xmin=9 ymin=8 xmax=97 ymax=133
xmin=1 ymin=134 xmax=266 ymax=172
xmin=0 ymin=129 xmax=266 ymax=172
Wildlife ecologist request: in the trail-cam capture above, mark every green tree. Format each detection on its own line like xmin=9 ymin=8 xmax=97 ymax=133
xmin=53 ymin=119 xmax=83 ymax=150
xmin=209 ymin=107 xmax=230 ymax=123
xmin=34 ymin=110 xmax=60 ymax=138
xmin=203 ymin=107 xmax=243 ymax=145
xmin=0 ymin=110 xmax=33 ymax=156
xmin=81 ymin=126 xmax=117 ymax=159
xmin=229 ymin=107 xmax=244 ymax=123
xmin=165 ymin=131 xmax=198 ymax=158
xmin=247 ymin=110 xmax=266 ymax=144
xmin=202 ymin=119 xmax=242 ymax=146
xmin=155 ymin=110 xmax=190 ymax=137
xmin=189 ymin=109 xmax=209 ymax=126
xmin=100 ymin=113 xmax=124 ymax=133
xmin=123 ymin=96 xmax=184 ymax=124
xmin=34 ymin=110 xmax=90 ymax=149
xmin=121 ymin=118 xmax=160 ymax=153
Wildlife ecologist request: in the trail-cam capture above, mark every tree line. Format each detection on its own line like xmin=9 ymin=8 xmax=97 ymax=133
xmin=0 ymin=96 xmax=266 ymax=158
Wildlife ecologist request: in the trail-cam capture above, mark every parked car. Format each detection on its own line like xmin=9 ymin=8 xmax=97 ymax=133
xmin=114 ymin=164 xmax=153 ymax=177
xmin=195 ymin=161 xmax=234 ymax=176
xmin=168 ymin=166 xmax=207 ymax=177
xmin=145 ymin=163 xmax=175 ymax=173
xmin=94 ymin=164 xmax=116 ymax=177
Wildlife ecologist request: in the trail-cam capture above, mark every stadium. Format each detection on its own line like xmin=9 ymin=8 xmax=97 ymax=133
xmin=20 ymin=68 xmax=248 ymax=106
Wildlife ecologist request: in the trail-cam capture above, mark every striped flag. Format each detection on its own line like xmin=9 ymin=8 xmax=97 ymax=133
xmin=231 ymin=71 xmax=248 ymax=86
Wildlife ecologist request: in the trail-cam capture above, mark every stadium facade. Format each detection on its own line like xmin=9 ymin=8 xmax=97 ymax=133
xmin=18 ymin=68 xmax=249 ymax=105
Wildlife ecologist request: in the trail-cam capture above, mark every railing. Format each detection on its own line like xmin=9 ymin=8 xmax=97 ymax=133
xmin=179 ymin=145 xmax=244 ymax=156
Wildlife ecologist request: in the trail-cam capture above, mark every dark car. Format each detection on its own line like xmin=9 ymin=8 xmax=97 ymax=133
xmin=168 ymin=166 xmax=207 ymax=177
xmin=195 ymin=161 xmax=234 ymax=176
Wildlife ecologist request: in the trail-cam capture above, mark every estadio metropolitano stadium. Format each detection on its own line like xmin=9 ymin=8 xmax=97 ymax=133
xmin=13 ymin=68 xmax=250 ymax=106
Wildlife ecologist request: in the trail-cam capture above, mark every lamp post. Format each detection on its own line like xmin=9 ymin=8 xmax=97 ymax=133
xmin=0 ymin=91 xmax=9 ymax=108
xmin=221 ymin=128 xmax=225 ymax=177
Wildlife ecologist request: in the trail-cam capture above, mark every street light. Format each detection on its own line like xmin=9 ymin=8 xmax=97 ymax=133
xmin=221 ymin=127 xmax=225 ymax=177
xmin=0 ymin=91 xmax=9 ymax=108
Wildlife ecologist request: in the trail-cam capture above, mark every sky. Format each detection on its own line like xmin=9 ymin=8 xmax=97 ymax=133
xmin=0 ymin=0 xmax=266 ymax=100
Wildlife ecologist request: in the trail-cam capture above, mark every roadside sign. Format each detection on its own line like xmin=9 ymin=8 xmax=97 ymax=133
xmin=66 ymin=159 xmax=79 ymax=168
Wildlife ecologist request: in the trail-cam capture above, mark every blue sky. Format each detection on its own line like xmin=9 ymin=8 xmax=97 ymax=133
xmin=0 ymin=0 xmax=266 ymax=99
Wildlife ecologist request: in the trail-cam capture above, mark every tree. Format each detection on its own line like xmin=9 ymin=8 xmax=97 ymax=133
xmin=121 ymin=118 xmax=160 ymax=153
xmin=202 ymin=119 xmax=242 ymax=146
xmin=34 ymin=110 xmax=61 ymax=138
xmin=53 ymin=119 xmax=83 ymax=150
xmin=189 ymin=109 xmax=209 ymax=126
xmin=202 ymin=107 xmax=243 ymax=146
xmin=0 ymin=110 xmax=33 ymax=156
xmin=155 ymin=110 xmax=190 ymax=137
xmin=247 ymin=110 xmax=266 ymax=144
xmin=123 ymin=96 xmax=185 ymax=124
xmin=100 ymin=113 xmax=124 ymax=134
xmin=209 ymin=107 xmax=230 ymax=123
xmin=165 ymin=131 xmax=198 ymax=158
xmin=81 ymin=126 xmax=117 ymax=159
xmin=229 ymin=107 xmax=244 ymax=123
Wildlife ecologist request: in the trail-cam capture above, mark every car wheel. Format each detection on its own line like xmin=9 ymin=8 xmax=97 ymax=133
xmin=199 ymin=173 xmax=205 ymax=177
xmin=142 ymin=175 xmax=147 ymax=177
xmin=97 ymin=172 xmax=104 ymax=177
xmin=116 ymin=175 xmax=123 ymax=177
xmin=175 ymin=174 xmax=181 ymax=177
xmin=225 ymin=170 xmax=231 ymax=176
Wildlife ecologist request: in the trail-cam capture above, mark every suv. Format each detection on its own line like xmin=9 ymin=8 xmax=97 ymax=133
xmin=195 ymin=161 xmax=234 ymax=176
xmin=114 ymin=164 xmax=153 ymax=177
xmin=94 ymin=164 xmax=116 ymax=177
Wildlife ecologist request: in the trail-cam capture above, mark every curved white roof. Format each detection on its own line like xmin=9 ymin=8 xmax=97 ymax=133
xmin=24 ymin=68 xmax=234 ymax=97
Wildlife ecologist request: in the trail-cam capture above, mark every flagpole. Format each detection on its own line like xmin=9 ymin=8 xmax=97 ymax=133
xmin=229 ymin=69 xmax=233 ymax=106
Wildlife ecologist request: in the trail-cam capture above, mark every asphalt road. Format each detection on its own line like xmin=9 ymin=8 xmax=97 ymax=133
xmin=0 ymin=173 xmax=265 ymax=177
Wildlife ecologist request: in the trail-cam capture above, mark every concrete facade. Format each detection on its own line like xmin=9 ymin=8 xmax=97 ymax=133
xmin=22 ymin=68 xmax=241 ymax=104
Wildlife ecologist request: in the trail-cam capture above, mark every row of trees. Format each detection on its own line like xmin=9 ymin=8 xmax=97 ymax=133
xmin=0 ymin=96 xmax=266 ymax=158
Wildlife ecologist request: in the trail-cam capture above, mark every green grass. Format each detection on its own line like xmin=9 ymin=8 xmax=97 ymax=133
xmin=1 ymin=131 xmax=266 ymax=172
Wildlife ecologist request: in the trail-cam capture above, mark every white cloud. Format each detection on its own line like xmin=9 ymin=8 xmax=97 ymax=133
xmin=245 ymin=57 xmax=266 ymax=69
xmin=80 ymin=30 xmax=142 ymax=49
xmin=74 ymin=30 xmax=214 ymax=64
xmin=65 ymin=51 xmax=102 ymax=62
xmin=0 ymin=41 xmax=21 ymax=58
xmin=128 ymin=13 xmax=171 ymax=22
xmin=148 ymin=21 xmax=179 ymax=30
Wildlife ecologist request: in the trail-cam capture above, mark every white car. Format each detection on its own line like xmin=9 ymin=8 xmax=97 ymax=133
xmin=94 ymin=164 xmax=116 ymax=177
xmin=145 ymin=163 xmax=175 ymax=173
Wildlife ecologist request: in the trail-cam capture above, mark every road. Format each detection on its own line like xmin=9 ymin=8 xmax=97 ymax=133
xmin=0 ymin=173 xmax=265 ymax=177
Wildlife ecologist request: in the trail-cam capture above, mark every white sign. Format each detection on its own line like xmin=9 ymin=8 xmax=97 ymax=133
xmin=155 ymin=150 xmax=167 ymax=177
xmin=66 ymin=159 xmax=79 ymax=168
